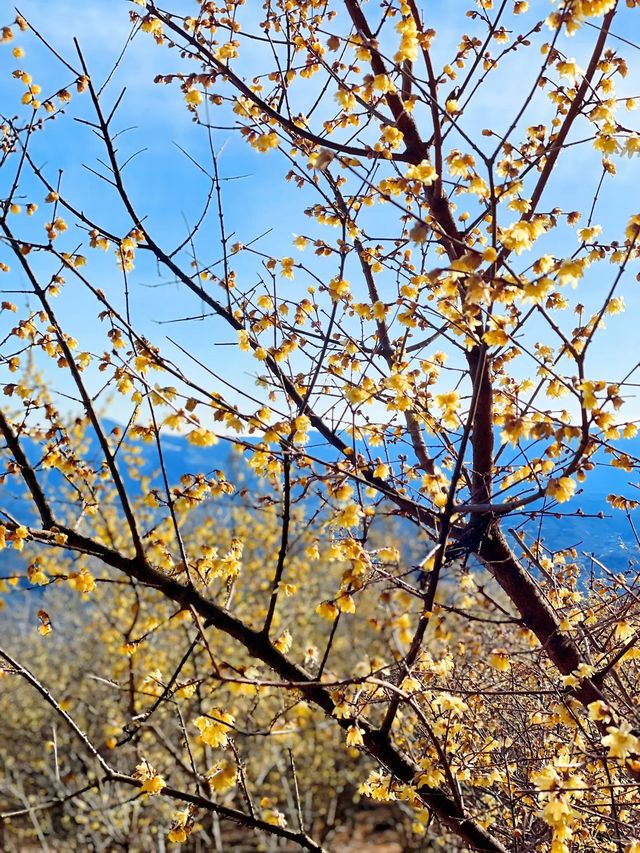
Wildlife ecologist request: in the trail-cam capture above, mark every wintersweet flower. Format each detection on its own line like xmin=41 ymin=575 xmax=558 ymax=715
xmin=602 ymin=721 xmax=640 ymax=759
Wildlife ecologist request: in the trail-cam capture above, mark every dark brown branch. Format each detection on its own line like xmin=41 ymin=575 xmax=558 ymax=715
xmin=526 ymin=6 xmax=617 ymax=219
xmin=0 ymin=221 xmax=145 ymax=561
xmin=0 ymin=409 xmax=55 ymax=529
xmin=263 ymin=449 xmax=291 ymax=634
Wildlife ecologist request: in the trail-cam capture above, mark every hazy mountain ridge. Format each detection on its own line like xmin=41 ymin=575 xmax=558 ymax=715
xmin=1 ymin=423 xmax=638 ymax=572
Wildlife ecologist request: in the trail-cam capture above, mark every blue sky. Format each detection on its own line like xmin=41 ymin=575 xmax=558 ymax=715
xmin=1 ymin=0 xmax=640 ymax=429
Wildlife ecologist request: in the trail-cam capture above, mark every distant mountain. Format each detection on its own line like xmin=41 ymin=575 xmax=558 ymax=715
xmin=1 ymin=421 xmax=637 ymax=572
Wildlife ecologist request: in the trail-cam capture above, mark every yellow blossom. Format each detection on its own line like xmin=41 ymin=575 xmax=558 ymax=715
xmin=195 ymin=711 xmax=235 ymax=748
xmin=187 ymin=428 xmax=218 ymax=447
xmin=602 ymin=721 xmax=640 ymax=758
xmin=168 ymin=826 xmax=187 ymax=844
xmin=489 ymin=650 xmax=511 ymax=671
xmin=27 ymin=562 xmax=47 ymax=586
xmin=434 ymin=390 xmax=460 ymax=429
xmin=274 ymin=629 xmax=292 ymax=653
xmin=556 ymin=259 xmax=583 ymax=287
xmin=328 ymin=277 xmax=350 ymax=301
xmin=405 ymin=160 xmax=437 ymax=185
xmin=316 ymin=600 xmax=339 ymax=621
xmin=381 ymin=125 xmax=404 ymax=149
xmin=167 ymin=808 xmax=192 ymax=844
xmin=346 ymin=725 xmax=364 ymax=747
xmin=336 ymin=593 xmax=356 ymax=614
xmin=587 ymin=700 xmax=612 ymax=722
xmin=135 ymin=761 xmax=166 ymax=796
xmin=546 ymin=477 xmax=576 ymax=503
xmin=69 ymin=568 xmax=96 ymax=595
xmin=336 ymin=503 xmax=363 ymax=529
xmin=500 ymin=219 xmax=545 ymax=254
xmin=394 ymin=15 xmax=418 ymax=63
xmin=185 ymin=89 xmax=203 ymax=106
xmin=253 ymin=132 xmax=279 ymax=153
xmin=280 ymin=257 xmax=295 ymax=279
xmin=262 ymin=807 xmax=287 ymax=827
xmin=372 ymin=74 xmax=395 ymax=94
xmin=625 ymin=214 xmax=640 ymax=243
xmin=207 ymin=761 xmax=237 ymax=793
xmin=557 ymin=59 xmax=583 ymax=81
